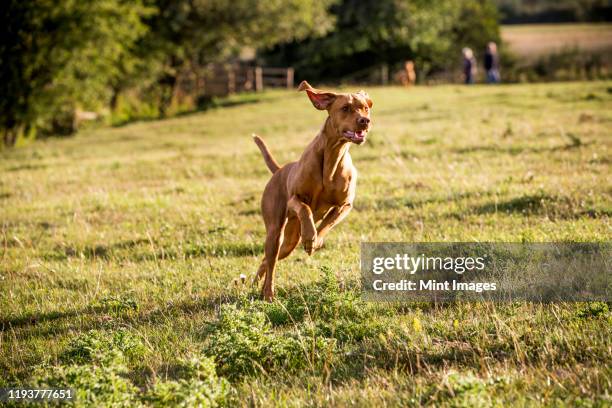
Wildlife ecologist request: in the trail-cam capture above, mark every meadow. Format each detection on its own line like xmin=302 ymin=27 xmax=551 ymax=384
xmin=501 ymin=23 xmax=612 ymax=60
xmin=1 ymin=81 xmax=611 ymax=406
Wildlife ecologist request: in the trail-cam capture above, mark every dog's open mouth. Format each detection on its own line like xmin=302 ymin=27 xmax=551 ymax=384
xmin=343 ymin=130 xmax=367 ymax=143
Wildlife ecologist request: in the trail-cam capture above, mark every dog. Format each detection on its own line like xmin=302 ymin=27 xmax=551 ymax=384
xmin=252 ymin=81 xmax=373 ymax=300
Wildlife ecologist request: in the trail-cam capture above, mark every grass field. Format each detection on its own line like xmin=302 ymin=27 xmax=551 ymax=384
xmin=501 ymin=23 xmax=612 ymax=60
xmin=1 ymin=81 xmax=611 ymax=406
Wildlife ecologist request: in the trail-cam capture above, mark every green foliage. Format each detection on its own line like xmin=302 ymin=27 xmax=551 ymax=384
xmin=507 ymin=47 xmax=610 ymax=82
xmin=205 ymin=268 xmax=394 ymax=380
xmin=34 ymin=331 xmax=231 ymax=407
xmin=0 ymin=0 xmax=150 ymax=144
xmin=61 ymin=329 xmax=146 ymax=365
xmin=438 ymin=372 xmax=511 ymax=407
xmin=205 ymin=303 xmax=334 ymax=379
xmin=263 ymin=0 xmax=500 ymax=81
xmin=34 ymin=362 xmax=141 ymax=407
xmin=144 ymin=357 xmax=231 ymax=407
xmin=34 ymin=330 xmax=142 ymax=406
xmin=257 ymin=267 xmax=391 ymax=343
xmin=576 ymin=302 xmax=609 ymax=319
xmin=94 ymin=294 xmax=140 ymax=316
xmin=139 ymin=0 xmax=335 ymax=116
xmin=1 ymin=0 xmax=333 ymax=144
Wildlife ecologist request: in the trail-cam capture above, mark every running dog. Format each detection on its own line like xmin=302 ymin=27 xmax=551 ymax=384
xmin=252 ymin=81 xmax=373 ymax=300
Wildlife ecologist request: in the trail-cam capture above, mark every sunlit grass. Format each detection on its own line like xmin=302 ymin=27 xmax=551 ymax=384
xmin=1 ymin=81 xmax=611 ymax=406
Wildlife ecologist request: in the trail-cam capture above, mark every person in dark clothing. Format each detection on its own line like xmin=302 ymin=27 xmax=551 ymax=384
xmin=484 ymin=42 xmax=500 ymax=84
xmin=462 ymin=47 xmax=477 ymax=84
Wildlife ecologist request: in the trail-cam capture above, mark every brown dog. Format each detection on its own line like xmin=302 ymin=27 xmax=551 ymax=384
xmin=252 ymin=81 xmax=373 ymax=300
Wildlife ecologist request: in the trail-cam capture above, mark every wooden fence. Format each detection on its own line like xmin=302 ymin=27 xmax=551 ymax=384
xmin=175 ymin=64 xmax=294 ymax=101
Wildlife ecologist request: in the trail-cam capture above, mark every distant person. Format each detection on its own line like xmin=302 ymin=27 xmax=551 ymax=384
xmin=462 ymin=47 xmax=477 ymax=84
xmin=484 ymin=42 xmax=500 ymax=83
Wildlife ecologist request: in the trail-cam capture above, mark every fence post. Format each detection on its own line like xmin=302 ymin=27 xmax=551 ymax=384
xmin=381 ymin=64 xmax=389 ymax=85
xmin=255 ymin=67 xmax=263 ymax=91
xmin=287 ymin=67 xmax=294 ymax=89
xmin=227 ymin=66 xmax=236 ymax=94
xmin=245 ymin=67 xmax=253 ymax=91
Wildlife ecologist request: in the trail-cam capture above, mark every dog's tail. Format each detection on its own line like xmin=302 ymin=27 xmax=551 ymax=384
xmin=252 ymin=134 xmax=280 ymax=173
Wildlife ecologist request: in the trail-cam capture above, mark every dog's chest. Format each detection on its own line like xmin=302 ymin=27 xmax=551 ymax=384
xmin=319 ymin=157 xmax=356 ymax=206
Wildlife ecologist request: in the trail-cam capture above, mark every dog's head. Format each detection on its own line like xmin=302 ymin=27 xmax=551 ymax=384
xmin=298 ymin=81 xmax=372 ymax=145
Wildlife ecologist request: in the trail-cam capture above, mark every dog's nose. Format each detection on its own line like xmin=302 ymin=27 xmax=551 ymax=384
xmin=358 ymin=117 xmax=370 ymax=126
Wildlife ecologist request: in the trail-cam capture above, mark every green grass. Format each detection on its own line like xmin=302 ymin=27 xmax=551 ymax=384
xmin=1 ymin=81 xmax=611 ymax=406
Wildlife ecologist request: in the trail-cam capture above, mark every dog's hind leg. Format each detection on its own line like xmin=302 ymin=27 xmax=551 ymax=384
xmin=262 ymin=220 xmax=286 ymax=301
xmin=253 ymin=217 xmax=298 ymax=287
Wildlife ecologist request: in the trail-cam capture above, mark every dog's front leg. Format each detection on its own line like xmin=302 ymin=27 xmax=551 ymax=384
xmin=315 ymin=203 xmax=352 ymax=249
xmin=287 ymin=195 xmax=317 ymax=255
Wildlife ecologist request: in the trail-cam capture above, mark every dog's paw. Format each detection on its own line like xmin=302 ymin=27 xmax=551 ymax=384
xmin=303 ymin=236 xmax=324 ymax=255
xmin=262 ymin=287 xmax=275 ymax=302
xmin=303 ymin=236 xmax=316 ymax=255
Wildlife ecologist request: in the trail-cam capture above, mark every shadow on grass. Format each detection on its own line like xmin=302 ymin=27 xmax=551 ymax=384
xmin=43 ymin=238 xmax=151 ymax=261
xmin=475 ymin=193 xmax=554 ymax=215
xmin=5 ymin=163 xmax=48 ymax=172
xmin=356 ymin=189 xmax=495 ymax=211
xmin=330 ymin=342 xmax=481 ymax=383
xmin=452 ymin=141 xmax=594 ymax=156
xmin=137 ymin=292 xmax=248 ymax=333
xmin=111 ymin=95 xmax=265 ymax=128
xmin=472 ymin=193 xmax=609 ymax=219
xmin=0 ymin=309 xmax=81 ymax=332
xmin=43 ymin=240 xmax=263 ymax=262
xmin=1 ymin=288 xmax=246 ymax=336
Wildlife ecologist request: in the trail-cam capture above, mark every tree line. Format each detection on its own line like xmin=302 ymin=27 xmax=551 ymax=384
xmin=494 ymin=0 xmax=612 ymax=24
xmin=1 ymin=0 xmax=334 ymax=146
xmin=2 ymin=0 xmax=536 ymax=147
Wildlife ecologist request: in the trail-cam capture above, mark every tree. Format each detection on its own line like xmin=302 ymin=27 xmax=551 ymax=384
xmin=262 ymin=0 xmax=500 ymax=82
xmin=139 ymin=0 xmax=336 ymax=115
xmin=0 ymin=0 xmax=149 ymax=146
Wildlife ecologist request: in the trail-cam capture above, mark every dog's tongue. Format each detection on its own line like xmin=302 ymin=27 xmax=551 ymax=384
xmin=355 ymin=131 xmax=364 ymax=138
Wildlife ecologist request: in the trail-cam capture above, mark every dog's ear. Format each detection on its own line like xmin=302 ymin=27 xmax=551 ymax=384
xmin=299 ymin=80 xmax=336 ymax=110
xmin=297 ymin=81 xmax=313 ymax=91
xmin=357 ymin=90 xmax=373 ymax=108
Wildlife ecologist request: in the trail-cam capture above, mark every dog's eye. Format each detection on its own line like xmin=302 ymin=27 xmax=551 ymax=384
xmin=342 ymin=105 xmax=350 ymax=113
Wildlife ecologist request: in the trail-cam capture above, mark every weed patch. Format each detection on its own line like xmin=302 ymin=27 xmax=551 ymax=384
xmin=61 ymin=329 xmax=146 ymax=365
xmin=93 ymin=294 xmax=139 ymax=316
xmin=204 ymin=304 xmax=335 ymax=380
xmin=31 ymin=330 xmax=231 ymax=407
xmin=204 ymin=268 xmax=401 ymax=381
